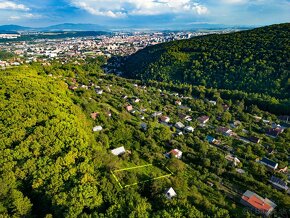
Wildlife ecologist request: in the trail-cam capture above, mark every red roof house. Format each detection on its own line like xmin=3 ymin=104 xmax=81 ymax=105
xmin=240 ymin=190 xmax=276 ymax=216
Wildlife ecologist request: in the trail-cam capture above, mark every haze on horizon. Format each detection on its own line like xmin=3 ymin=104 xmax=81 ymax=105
xmin=0 ymin=0 xmax=289 ymax=28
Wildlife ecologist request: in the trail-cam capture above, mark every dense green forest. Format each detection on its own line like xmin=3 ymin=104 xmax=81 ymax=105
xmin=122 ymin=23 xmax=290 ymax=99
xmin=0 ymin=59 xmax=289 ymax=217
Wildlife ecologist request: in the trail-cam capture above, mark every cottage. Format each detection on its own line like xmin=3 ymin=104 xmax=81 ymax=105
xmin=140 ymin=123 xmax=147 ymax=131
xmin=175 ymin=100 xmax=182 ymax=106
xmin=248 ymin=136 xmax=261 ymax=144
xmin=168 ymin=149 xmax=182 ymax=159
xmin=152 ymin=111 xmax=162 ymax=117
xmin=184 ymin=126 xmax=194 ymax=133
xmin=178 ymin=114 xmax=192 ymax=121
xmin=92 ymin=126 xmax=103 ymax=132
xmin=91 ymin=112 xmax=99 ymax=120
xmin=111 ymin=146 xmax=126 ymax=156
xmin=222 ymin=104 xmax=230 ymax=111
xmin=160 ymin=116 xmax=170 ymax=123
xmin=240 ymin=190 xmax=276 ymax=217
xmin=122 ymin=95 xmax=128 ymax=99
xmin=126 ymin=105 xmax=133 ymax=112
xmin=69 ymin=85 xmax=78 ymax=90
xmin=217 ymin=127 xmax=233 ymax=136
xmin=209 ymin=100 xmax=217 ymax=105
xmin=197 ymin=116 xmax=210 ymax=124
xmin=175 ymin=122 xmax=185 ymax=129
xmin=134 ymin=98 xmax=140 ymax=103
xmin=81 ymin=85 xmax=88 ymax=89
xmin=96 ymin=89 xmax=103 ymax=95
xmin=269 ymin=176 xmax=288 ymax=191
xmin=225 ymin=154 xmax=241 ymax=166
xmin=236 ymin=168 xmax=245 ymax=174
xmin=205 ymin=135 xmax=213 ymax=142
xmin=165 ymin=187 xmax=177 ymax=200
xmin=260 ymin=157 xmax=278 ymax=170
xmin=267 ymin=125 xmax=284 ymax=138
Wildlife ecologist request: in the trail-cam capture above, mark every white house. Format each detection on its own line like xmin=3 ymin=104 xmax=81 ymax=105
xmin=111 ymin=146 xmax=126 ymax=156
xmin=96 ymin=89 xmax=103 ymax=95
xmin=165 ymin=187 xmax=177 ymax=200
xmin=92 ymin=126 xmax=103 ymax=132
xmin=175 ymin=122 xmax=185 ymax=129
xmin=184 ymin=126 xmax=194 ymax=133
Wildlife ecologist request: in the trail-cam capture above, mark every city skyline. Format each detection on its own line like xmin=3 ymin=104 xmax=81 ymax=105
xmin=0 ymin=0 xmax=289 ymax=28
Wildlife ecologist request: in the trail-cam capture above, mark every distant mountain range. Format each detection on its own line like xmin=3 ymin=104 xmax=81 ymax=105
xmin=0 ymin=23 xmax=252 ymax=32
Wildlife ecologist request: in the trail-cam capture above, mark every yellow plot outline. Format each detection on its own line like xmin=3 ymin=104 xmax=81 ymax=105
xmin=111 ymin=164 xmax=173 ymax=189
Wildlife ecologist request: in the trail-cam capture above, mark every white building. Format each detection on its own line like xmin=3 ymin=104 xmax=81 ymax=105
xmin=165 ymin=187 xmax=177 ymax=200
xmin=111 ymin=146 xmax=126 ymax=156
xmin=92 ymin=126 xmax=103 ymax=132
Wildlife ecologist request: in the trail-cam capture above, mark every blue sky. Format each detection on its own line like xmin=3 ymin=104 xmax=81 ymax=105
xmin=0 ymin=0 xmax=289 ymax=27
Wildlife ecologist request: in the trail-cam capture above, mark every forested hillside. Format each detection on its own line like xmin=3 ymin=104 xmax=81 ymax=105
xmin=123 ymin=23 xmax=290 ymax=99
xmin=1 ymin=60 xmax=289 ymax=217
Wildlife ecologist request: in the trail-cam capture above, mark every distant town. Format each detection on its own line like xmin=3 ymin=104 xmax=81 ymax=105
xmin=0 ymin=29 xmax=239 ymax=68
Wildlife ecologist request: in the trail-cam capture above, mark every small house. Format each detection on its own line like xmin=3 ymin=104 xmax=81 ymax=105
xmin=92 ymin=126 xmax=103 ymax=132
xmin=222 ymin=104 xmax=230 ymax=111
xmin=160 ymin=116 xmax=170 ymax=123
xmin=140 ymin=123 xmax=147 ymax=131
xmin=184 ymin=126 xmax=194 ymax=133
xmin=217 ymin=127 xmax=233 ymax=136
xmin=96 ymin=89 xmax=103 ymax=95
xmin=209 ymin=100 xmax=217 ymax=105
xmin=126 ymin=105 xmax=133 ymax=112
xmin=91 ymin=112 xmax=99 ymax=120
xmin=236 ymin=168 xmax=245 ymax=174
xmin=168 ymin=149 xmax=182 ymax=159
xmin=179 ymin=114 xmax=192 ymax=121
xmin=175 ymin=100 xmax=182 ymax=106
xmin=197 ymin=116 xmax=210 ymax=124
xmin=206 ymin=135 xmax=216 ymax=144
xmin=248 ymin=136 xmax=261 ymax=144
xmin=260 ymin=157 xmax=278 ymax=170
xmin=69 ymin=85 xmax=78 ymax=90
xmin=240 ymin=190 xmax=276 ymax=217
xmin=266 ymin=127 xmax=284 ymax=138
xmin=152 ymin=111 xmax=162 ymax=117
xmin=175 ymin=122 xmax=185 ymax=129
xmin=165 ymin=187 xmax=177 ymax=200
xmin=225 ymin=154 xmax=241 ymax=166
xmin=269 ymin=176 xmax=288 ymax=191
xmin=111 ymin=146 xmax=126 ymax=156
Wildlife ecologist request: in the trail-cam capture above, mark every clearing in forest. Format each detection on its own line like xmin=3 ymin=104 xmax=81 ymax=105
xmin=111 ymin=164 xmax=173 ymax=189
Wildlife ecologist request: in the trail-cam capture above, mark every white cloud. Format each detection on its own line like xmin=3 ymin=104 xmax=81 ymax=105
xmin=8 ymin=13 xmax=41 ymax=21
xmin=69 ymin=0 xmax=208 ymax=18
xmin=0 ymin=1 xmax=29 ymax=11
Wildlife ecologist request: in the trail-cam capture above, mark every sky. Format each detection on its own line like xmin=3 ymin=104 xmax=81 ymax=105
xmin=0 ymin=0 xmax=289 ymax=28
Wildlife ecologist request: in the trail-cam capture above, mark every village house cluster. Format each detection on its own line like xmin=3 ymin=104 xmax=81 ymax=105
xmin=63 ymin=74 xmax=289 ymax=216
